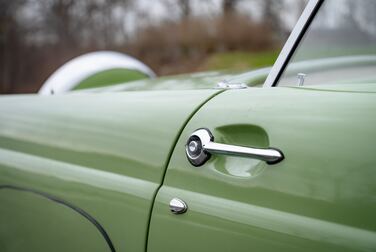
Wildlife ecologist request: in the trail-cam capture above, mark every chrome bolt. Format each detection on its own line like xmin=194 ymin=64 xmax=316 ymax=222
xmin=297 ymin=73 xmax=306 ymax=86
xmin=188 ymin=140 xmax=199 ymax=153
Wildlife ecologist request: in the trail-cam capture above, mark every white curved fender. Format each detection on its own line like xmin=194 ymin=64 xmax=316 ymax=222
xmin=39 ymin=51 xmax=156 ymax=95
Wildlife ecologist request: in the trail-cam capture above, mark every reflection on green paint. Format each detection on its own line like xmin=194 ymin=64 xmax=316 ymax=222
xmin=73 ymin=68 xmax=148 ymax=90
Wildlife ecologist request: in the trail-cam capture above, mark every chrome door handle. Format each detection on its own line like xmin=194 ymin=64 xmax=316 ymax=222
xmin=185 ymin=128 xmax=284 ymax=166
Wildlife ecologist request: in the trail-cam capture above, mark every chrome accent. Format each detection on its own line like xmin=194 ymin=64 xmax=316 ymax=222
xmin=215 ymin=80 xmax=247 ymax=89
xmin=186 ymin=129 xmax=211 ymax=167
xmin=264 ymin=0 xmax=323 ymax=87
xmin=169 ymin=198 xmax=188 ymax=214
xmin=297 ymin=73 xmax=306 ymax=86
xmin=188 ymin=140 xmax=200 ymax=153
xmin=186 ymin=128 xmax=284 ymax=166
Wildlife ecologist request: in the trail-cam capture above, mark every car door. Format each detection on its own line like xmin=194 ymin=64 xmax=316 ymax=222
xmin=147 ymin=0 xmax=376 ymax=251
xmin=147 ymin=86 xmax=376 ymax=252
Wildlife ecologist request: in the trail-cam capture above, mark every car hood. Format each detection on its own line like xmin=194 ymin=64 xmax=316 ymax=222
xmin=75 ymin=68 xmax=270 ymax=93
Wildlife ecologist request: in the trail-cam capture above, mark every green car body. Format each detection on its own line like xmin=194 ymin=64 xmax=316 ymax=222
xmin=1 ymin=0 xmax=376 ymax=251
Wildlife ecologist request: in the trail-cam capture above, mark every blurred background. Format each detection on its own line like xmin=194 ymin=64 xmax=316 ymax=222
xmin=0 ymin=0 xmax=308 ymax=94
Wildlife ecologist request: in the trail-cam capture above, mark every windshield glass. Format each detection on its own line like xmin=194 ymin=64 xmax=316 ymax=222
xmin=278 ymin=0 xmax=376 ymax=86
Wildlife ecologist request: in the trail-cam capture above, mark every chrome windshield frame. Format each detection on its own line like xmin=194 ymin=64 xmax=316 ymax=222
xmin=263 ymin=0 xmax=324 ymax=88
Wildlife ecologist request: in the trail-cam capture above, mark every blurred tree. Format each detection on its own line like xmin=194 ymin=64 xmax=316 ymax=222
xmin=343 ymin=0 xmax=376 ymax=38
xmin=178 ymin=0 xmax=191 ymax=19
xmin=160 ymin=0 xmax=191 ymax=21
xmin=297 ymin=0 xmax=307 ymax=14
xmin=49 ymin=0 xmax=76 ymax=46
xmin=0 ymin=0 xmax=26 ymax=93
xmin=0 ymin=0 xmax=135 ymax=93
xmin=40 ymin=0 xmax=132 ymax=48
xmin=222 ymin=0 xmax=240 ymax=16
xmin=360 ymin=0 xmax=376 ymax=37
xmin=259 ymin=0 xmax=285 ymax=36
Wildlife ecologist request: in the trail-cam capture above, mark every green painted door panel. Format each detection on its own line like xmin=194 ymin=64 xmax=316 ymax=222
xmin=148 ymin=85 xmax=376 ymax=251
xmin=0 ymin=90 xmax=219 ymax=252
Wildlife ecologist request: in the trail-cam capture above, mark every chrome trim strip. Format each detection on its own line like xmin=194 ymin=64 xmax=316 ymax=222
xmin=263 ymin=0 xmax=324 ymax=87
